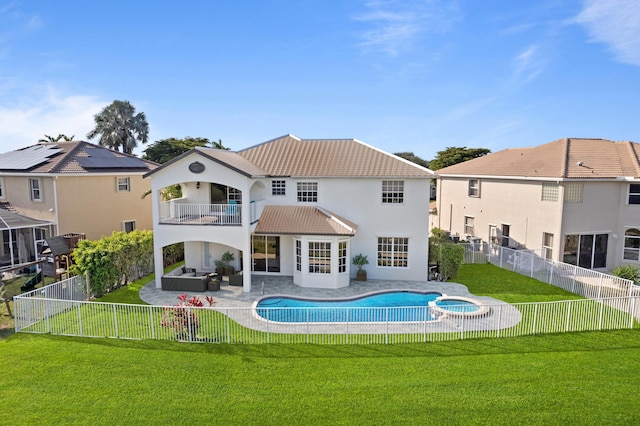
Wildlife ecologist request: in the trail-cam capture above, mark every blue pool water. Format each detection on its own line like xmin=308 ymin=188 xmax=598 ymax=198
xmin=255 ymin=291 xmax=479 ymax=323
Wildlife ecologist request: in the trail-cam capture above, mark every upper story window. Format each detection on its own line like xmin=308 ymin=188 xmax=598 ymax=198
xmin=297 ymin=182 xmax=317 ymax=203
xmin=30 ymin=178 xmax=42 ymax=202
xmin=541 ymin=183 xmax=559 ymax=202
xmin=272 ymin=180 xmax=286 ymax=196
xmin=382 ymin=180 xmax=404 ymax=204
xmin=228 ymin=187 xmax=242 ymax=203
xmin=0 ymin=177 xmax=4 ymax=199
xmin=564 ymin=183 xmax=583 ymax=203
xmin=628 ymin=183 xmax=640 ymax=205
xmin=468 ymin=179 xmax=480 ymax=197
xmin=117 ymin=177 xmax=130 ymax=192
xmin=623 ymin=228 xmax=640 ymax=261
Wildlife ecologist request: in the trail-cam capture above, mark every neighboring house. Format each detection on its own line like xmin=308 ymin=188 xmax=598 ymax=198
xmin=0 ymin=141 xmax=158 ymax=264
xmin=145 ymin=134 xmax=434 ymax=292
xmin=434 ymin=138 xmax=640 ymax=272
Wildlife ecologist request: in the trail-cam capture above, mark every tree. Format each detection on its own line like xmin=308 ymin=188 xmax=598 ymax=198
xmin=142 ymin=137 xmax=228 ymax=164
xmin=429 ymin=146 xmax=491 ymax=170
xmin=86 ymin=100 xmax=149 ymax=154
xmin=39 ymin=134 xmax=75 ymax=143
xmin=393 ymin=152 xmax=430 ymax=169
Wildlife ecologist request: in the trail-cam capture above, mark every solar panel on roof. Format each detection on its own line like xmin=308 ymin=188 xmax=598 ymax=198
xmin=0 ymin=145 xmax=63 ymax=170
xmin=76 ymin=156 xmax=147 ymax=168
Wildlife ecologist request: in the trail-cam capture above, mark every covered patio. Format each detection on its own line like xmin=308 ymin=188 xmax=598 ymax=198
xmin=0 ymin=208 xmax=54 ymax=268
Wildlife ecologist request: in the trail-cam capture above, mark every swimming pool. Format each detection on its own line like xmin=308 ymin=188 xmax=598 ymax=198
xmin=254 ymin=291 xmax=485 ymax=323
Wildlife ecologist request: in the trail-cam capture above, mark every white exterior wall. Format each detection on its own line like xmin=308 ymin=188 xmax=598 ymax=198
xmin=150 ymin=153 xmax=253 ymax=291
xmin=262 ymin=177 xmax=430 ymax=281
xmin=149 ymin=152 xmax=431 ymax=290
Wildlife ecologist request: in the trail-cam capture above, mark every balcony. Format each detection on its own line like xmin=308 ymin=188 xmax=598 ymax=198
xmin=159 ymin=199 xmax=265 ymax=226
xmin=160 ymin=201 xmax=241 ymax=225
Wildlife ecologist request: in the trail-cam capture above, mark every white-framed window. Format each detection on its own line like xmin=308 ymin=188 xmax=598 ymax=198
xmin=295 ymin=239 xmax=301 ymax=272
xmin=543 ymin=232 xmax=554 ymax=260
xmin=628 ymin=184 xmax=640 ymax=205
xmin=272 ymin=180 xmax=286 ymax=196
xmin=122 ymin=220 xmax=136 ymax=233
xmin=382 ymin=180 xmax=404 ymax=204
xmin=464 ymin=216 xmax=475 ymax=236
xmin=623 ymin=228 xmax=640 ymax=261
xmin=297 ymin=182 xmax=317 ymax=203
xmin=228 ymin=187 xmax=242 ymax=203
xmin=0 ymin=177 xmax=4 ymax=199
xmin=30 ymin=178 xmax=42 ymax=202
xmin=377 ymin=237 xmax=408 ymax=268
xmin=338 ymin=241 xmax=347 ymax=273
xmin=564 ymin=183 xmax=583 ymax=203
xmin=541 ymin=183 xmax=559 ymax=202
xmin=308 ymin=241 xmax=331 ymax=273
xmin=117 ymin=177 xmax=131 ymax=192
xmin=563 ymin=233 xmax=608 ymax=269
xmin=468 ymin=179 xmax=480 ymax=197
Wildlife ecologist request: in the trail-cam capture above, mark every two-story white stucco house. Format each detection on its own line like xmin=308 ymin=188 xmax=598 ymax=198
xmin=434 ymin=138 xmax=640 ymax=272
xmin=146 ymin=134 xmax=434 ymax=292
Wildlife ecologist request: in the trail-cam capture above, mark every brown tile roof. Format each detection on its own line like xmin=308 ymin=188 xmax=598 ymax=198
xmin=254 ymin=205 xmax=357 ymax=236
xmin=238 ymin=134 xmax=433 ymax=178
xmin=436 ymin=138 xmax=640 ymax=179
xmin=0 ymin=141 xmax=158 ymax=174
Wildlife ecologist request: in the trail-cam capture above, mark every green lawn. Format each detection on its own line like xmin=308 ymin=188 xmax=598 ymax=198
xmin=2 ymin=330 xmax=639 ymax=424
xmin=2 ymin=263 xmax=640 ymax=423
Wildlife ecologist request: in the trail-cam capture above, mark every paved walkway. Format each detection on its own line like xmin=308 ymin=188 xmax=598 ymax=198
xmin=140 ymin=275 xmax=493 ymax=307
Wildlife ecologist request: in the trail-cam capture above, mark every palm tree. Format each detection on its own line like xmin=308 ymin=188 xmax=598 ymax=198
xmin=86 ymin=100 xmax=149 ymax=154
xmin=38 ymin=134 xmax=75 ymax=143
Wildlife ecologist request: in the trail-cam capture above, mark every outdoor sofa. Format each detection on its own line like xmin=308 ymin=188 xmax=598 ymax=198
xmin=161 ymin=266 xmax=219 ymax=292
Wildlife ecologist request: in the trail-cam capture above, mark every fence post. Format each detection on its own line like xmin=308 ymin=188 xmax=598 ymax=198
xmin=385 ymin=308 xmax=389 ymax=345
xmin=571 ymin=266 xmax=577 ymax=293
xmin=566 ymin=301 xmax=572 ymax=332
xmin=149 ymin=306 xmax=155 ymax=340
xmin=113 ymin=304 xmax=118 ymax=338
xmin=497 ymin=305 xmax=502 ymax=338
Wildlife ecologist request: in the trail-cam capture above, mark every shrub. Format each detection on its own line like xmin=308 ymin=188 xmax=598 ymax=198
xmin=612 ymin=264 xmax=639 ymax=283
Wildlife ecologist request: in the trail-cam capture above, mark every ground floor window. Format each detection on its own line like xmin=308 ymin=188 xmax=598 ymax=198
xmin=623 ymin=228 xmax=640 ymax=261
xmin=563 ymin=233 xmax=608 ymax=269
xmin=542 ymin=232 xmax=553 ymax=260
xmin=309 ymin=241 xmax=331 ymax=273
xmin=295 ymin=239 xmax=301 ymax=271
xmin=377 ymin=237 xmax=408 ymax=268
xmin=252 ymin=235 xmax=280 ymax=272
xmin=122 ymin=220 xmax=136 ymax=233
xmin=338 ymin=241 xmax=347 ymax=273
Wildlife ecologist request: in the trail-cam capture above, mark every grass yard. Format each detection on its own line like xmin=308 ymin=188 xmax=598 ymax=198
xmin=2 ymin=263 xmax=640 ymax=423
xmin=1 ymin=330 xmax=639 ymax=424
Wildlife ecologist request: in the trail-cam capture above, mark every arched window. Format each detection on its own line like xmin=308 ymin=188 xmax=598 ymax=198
xmin=623 ymin=228 xmax=640 ymax=261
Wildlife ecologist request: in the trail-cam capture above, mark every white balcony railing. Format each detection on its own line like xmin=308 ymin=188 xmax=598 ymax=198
xmin=160 ymin=202 xmax=241 ymax=225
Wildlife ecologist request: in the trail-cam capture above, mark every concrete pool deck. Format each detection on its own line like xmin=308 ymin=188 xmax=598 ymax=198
xmin=140 ymin=275 xmax=523 ymax=334
xmin=141 ymin=275 xmax=492 ymax=307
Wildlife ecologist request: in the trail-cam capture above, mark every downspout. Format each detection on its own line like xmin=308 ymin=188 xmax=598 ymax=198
xmin=52 ymin=176 xmax=60 ymax=235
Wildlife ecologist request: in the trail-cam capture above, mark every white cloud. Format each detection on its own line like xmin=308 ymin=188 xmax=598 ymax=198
xmin=353 ymin=0 xmax=459 ymax=56
xmin=512 ymin=44 xmax=544 ymax=84
xmin=575 ymin=0 xmax=640 ymax=66
xmin=0 ymin=86 xmax=108 ymax=152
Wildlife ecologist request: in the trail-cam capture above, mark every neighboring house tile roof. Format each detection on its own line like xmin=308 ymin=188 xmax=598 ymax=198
xmin=436 ymin=138 xmax=640 ymax=179
xmin=0 ymin=207 xmax=53 ymax=230
xmin=254 ymin=205 xmax=357 ymax=236
xmin=238 ymin=134 xmax=434 ymax=178
xmin=0 ymin=141 xmax=158 ymax=174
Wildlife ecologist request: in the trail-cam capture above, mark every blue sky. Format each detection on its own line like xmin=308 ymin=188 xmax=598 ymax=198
xmin=1 ymin=0 xmax=639 ymax=161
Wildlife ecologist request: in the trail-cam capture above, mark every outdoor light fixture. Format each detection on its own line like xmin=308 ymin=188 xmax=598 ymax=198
xmin=196 ymin=182 xmax=200 ymax=189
